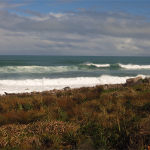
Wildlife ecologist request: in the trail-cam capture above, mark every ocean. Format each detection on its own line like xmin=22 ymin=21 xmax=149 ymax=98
xmin=0 ymin=56 xmax=150 ymax=95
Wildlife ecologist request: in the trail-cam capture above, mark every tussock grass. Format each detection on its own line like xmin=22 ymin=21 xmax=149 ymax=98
xmin=0 ymin=84 xmax=150 ymax=149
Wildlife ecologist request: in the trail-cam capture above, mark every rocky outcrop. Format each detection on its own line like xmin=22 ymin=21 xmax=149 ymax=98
xmin=130 ymin=79 xmax=142 ymax=86
xmin=103 ymin=76 xmax=143 ymax=90
xmin=103 ymin=84 xmax=123 ymax=90
xmin=126 ymin=76 xmax=142 ymax=86
xmin=143 ymin=77 xmax=150 ymax=83
xmin=4 ymin=92 xmax=18 ymax=96
xmin=63 ymin=86 xmax=71 ymax=91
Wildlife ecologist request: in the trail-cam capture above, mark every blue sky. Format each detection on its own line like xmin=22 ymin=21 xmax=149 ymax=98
xmin=0 ymin=0 xmax=150 ymax=55
xmin=8 ymin=1 xmax=150 ymax=16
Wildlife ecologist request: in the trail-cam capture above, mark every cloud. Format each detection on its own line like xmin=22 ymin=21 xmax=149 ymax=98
xmin=21 ymin=10 xmax=43 ymax=17
xmin=48 ymin=0 xmax=84 ymax=6
xmin=76 ymin=8 xmax=86 ymax=12
xmin=0 ymin=2 xmax=26 ymax=9
xmin=0 ymin=9 xmax=150 ymax=56
xmin=4 ymin=10 xmax=149 ymax=39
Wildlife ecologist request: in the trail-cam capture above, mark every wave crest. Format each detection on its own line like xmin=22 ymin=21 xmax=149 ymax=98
xmin=0 ymin=74 xmax=147 ymax=94
xmin=118 ymin=63 xmax=150 ymax=69
xmin=0 ymin=63 xmax=150 ymax=74
xmin=0 ymin=66 xmax=79 ymax=73
xmin=83 ymin=62 xmax=110 ymax=67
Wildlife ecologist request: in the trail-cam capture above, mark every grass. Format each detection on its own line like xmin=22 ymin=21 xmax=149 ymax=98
xmin=0 ymin=84 xmax=150 ymax=149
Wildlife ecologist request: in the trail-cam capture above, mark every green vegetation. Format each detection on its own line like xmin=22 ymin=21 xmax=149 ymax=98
xmin=0 ymin=84 xmax=150 ymax=149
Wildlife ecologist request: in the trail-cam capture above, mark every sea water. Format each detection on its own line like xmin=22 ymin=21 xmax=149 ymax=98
xmin=0 ymin=56 xmax=150 ymax=95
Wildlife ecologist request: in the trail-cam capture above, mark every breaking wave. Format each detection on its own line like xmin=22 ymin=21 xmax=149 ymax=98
xmin=83 ymin=63 xmax=150 ymax=70
xmin=0 ymin=66 xmax=79 ymax=73
xmin=0 ymin=63 xmax=150 ymax=74
xmin=118 ymin=63 xmax=150 ymax=69
xmin=0 ymin=74 xmax=147 ymax=94
xmin=82 ymin=62 xmax=150 ymax=70
xmin=82 ymin=62 xmax=110 ymax=67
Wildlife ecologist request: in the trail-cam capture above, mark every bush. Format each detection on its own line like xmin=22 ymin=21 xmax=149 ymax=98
xmin=79 ymin=123 xmax=107 ymax=149
xmin=141 ymin=102 xmax=150 ymax=112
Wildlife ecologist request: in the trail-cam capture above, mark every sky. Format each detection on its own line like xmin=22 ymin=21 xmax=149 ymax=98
xmin=0 ymin=0 xmax=150 ymax=56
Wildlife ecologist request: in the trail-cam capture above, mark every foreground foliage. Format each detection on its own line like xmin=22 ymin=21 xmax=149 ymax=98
xmin=0 ymin=84 xmax=150 ymax=149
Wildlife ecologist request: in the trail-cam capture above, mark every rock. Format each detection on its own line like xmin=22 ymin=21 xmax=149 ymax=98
xmin=122 ymin=83 xmax=127 ymax=87
xmin=53 ymin=89 xmax=57 ymax=92
xmin=103 ymin=85 xmax=108 ymax=90
xmin=31 ymin=91 xmax=37 ymax=94
xmin=4 ymin=92 xmax=18 ymax=96
xmin=136 ymin=88 xmax=142 ymax=91
xmin=77 ymin=142 xmax=94 ymax=150
xmin=63 ymin=86 xmax=71 ymax=91
xmin=49 ymin=91 xmax=55 ymax=94
xmin=104 ymin=84 xmax=123 ymax=90
xmin=126 ymin=76 xmax=142 ymax=86
xmin=4 ymin=92 xmax=8 ymax=95
xmin=41 ymin=91 xmax=50 ymax=95
xmin=145 ymin=77 xmax=150 ymax=83
xmin=107 ymin=84 xmax=111 ymax=89
xmin=131 ymin=79 xmax=142 ymax=86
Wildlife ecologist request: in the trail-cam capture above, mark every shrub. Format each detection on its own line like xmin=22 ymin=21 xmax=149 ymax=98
xmin=28 ymin=110 xmax=46 ymax=123
xmin=62 ymin=131 xmax=78 ymax=149
xmin=32 ymin=98 xmax=42 ymax=110
xmin=141 ymin=102 xmax=150 ymax=112
xmin=22 ymin=103 xmax=33 ymax=111
xmin=79 ymin=123 xmax=107 ymax=149
xmin=4 ymin=111 xmax=28 ymax=124
xmin=42 ymin=96 xmax=56 ymax=107
xmin=84 ymin=91 xmax=99 ymax=101
xmin=40 ymin=133 xmax=62 ymax=149
xmin=56 ymin=91 xmax=63 ymax=97
xmin=72 ymin=93 xmax=86 ymax=104
xmin=94 ymin=85 xmax=104 ymax=93
xmin=124 ymin=100 xmax=132 ymax=109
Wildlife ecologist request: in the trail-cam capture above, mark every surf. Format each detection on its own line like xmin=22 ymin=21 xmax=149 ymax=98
xmin=0 ymin=74 xmax=147 ymax=95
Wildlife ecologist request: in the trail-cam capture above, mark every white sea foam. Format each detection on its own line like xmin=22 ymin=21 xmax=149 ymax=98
xmin=119 ymin=63 xmax=150 ymax=69
xmin=0 ymin=74 xmax=147 ymax=95
xmin=84 ymin=63 xmax=110 ymax=67
xmin=1 ymin=63 xmax=149 ymax=74
xmin=0 ymin=66 xmax=79 ymax=73
xmin=83 ymin=62 xmax=150 ymax=69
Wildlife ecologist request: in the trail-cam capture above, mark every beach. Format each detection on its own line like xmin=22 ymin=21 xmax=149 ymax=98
xmin=0 ymin=56 xmax=150 ymax=95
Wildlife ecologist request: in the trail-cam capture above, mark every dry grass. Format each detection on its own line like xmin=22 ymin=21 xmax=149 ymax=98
xmin=0 ymin=84 xmax=150 ymax=149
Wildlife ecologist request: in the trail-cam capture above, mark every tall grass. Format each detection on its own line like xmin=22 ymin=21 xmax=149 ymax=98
xmin=0 ymin=84 xmax=150 ymax=149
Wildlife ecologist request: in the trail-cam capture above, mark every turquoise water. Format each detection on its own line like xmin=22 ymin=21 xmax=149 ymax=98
xmin=0 ymin=56 xmax=150 ymax=94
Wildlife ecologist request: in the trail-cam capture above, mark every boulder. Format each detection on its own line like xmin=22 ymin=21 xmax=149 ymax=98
xmin=41 ymin=91 xmax=49 ymax=95
xmin=4 ymin=92 xmax=8 ymax=95
xmin=126 ymin=76 xmax=142 ymax=86
xmin=49 ymin=91 xmax=55 ymax=94
xmin=103 ymin=85 xmax=108 ymax=90
xmin=130 ymin=79 xmax=142 ymax=86
xmin=135 ymin=88 xmax=142 ymax=91
xmin=53 ymin=89 xmax=57 ymax=92
xmin=63 ymin=86 xmax=71 ymax=91
xmin=31 ymin=91 xmax=37 ymax=94
xmin=145 ymin=77 xmax=150 ymax=83
xmin=4 ymin=92 xmax=18 ymax=96
xmin=122 ymin=83 xmax=127 ymax=87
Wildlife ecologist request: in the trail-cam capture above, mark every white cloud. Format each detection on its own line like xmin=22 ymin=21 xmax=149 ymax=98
xmin=0 ymin=9 xmax=150 ymax=56
xmin=0 ymin=2 xmax=26 ymax=9
xmin=48 ymin=0 xmax=84 ymax=6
